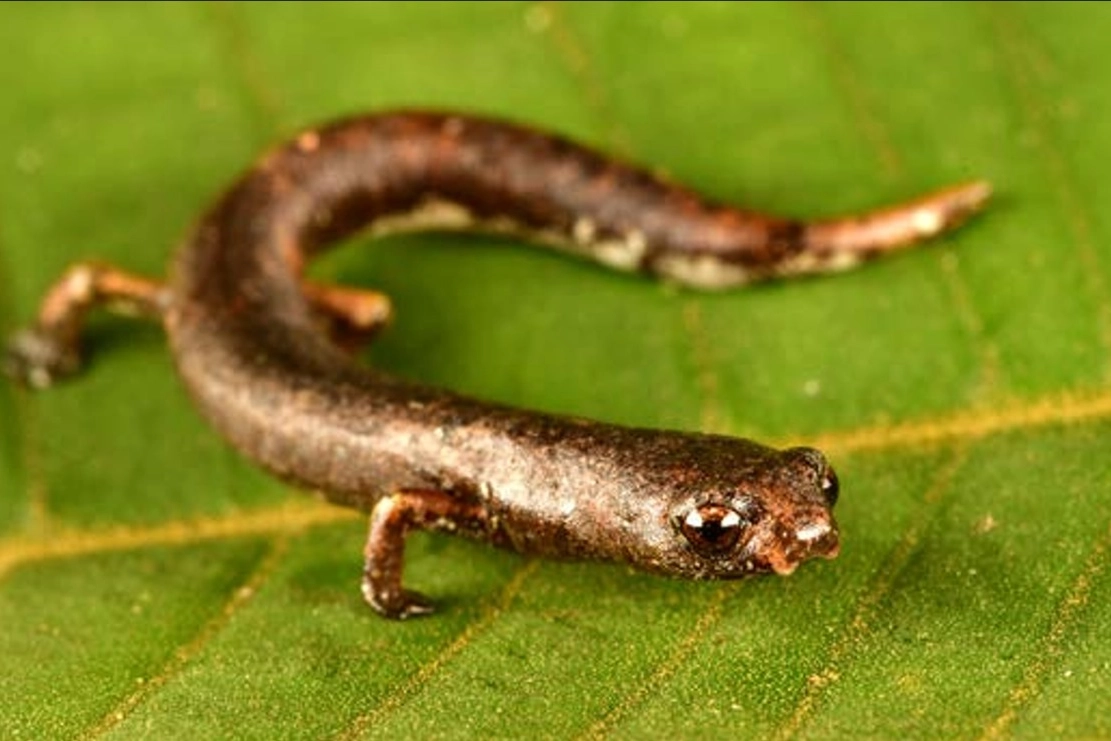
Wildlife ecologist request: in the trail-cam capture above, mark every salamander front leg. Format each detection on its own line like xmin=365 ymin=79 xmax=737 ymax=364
xmin=362 ymin=490 xmax=491 ymax=619
xmin=3 ymin=262 xmax=168 ymax=388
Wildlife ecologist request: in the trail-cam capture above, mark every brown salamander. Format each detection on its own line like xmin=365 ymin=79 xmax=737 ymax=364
xmin=3 ymin=112 xmax=990 ymax=618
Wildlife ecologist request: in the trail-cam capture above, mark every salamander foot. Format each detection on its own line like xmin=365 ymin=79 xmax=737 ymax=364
xmin=3 ymin=326 xmax=83 ymax=389
xmin=361 ymin=581 xmax=435 ymax=620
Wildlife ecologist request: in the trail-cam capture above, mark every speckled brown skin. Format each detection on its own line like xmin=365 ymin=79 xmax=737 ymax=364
xmin=4 ymin=111 xmax=990 ymax=619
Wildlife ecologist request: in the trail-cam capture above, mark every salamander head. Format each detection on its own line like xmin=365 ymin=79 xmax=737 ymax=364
xmin=663 ymin=445 xmax=840 ymax=578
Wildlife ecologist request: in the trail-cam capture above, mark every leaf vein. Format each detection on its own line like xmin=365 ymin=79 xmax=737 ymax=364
xmin=0 ymin=499 xmax=357 ymax=582
xmin=681 ymin=301 xmax=733 ymax=434
xmin=534 ymin=1 xmax=632 ymax=155
xmin=535 ymin=1 xmax=728 ymax=436
xmin=978 ymin=517 xmax=1111 ymax=740
xmin=797 ymin=0 xmax=1002 ymax=401
xmin=196 ymin=0 xmax=284 ymax=141
xmin=334 ymin=560 xmax=539 ymax=740
xmin=3 ymin=388 xmax=1111 ymax=576
xmin=771 ymin=444 xmax=971 ymax=739
xmin=790 ymin=387 xmax=1111 ymax=454
xmin=795 ymin=2 xmax=902 ymax=179
xmin=574 ymin=585 xmax=730 ymax=741
xmin=983 ymin=2 xmax=1111 ymax=379
xmin=78 ymin=535 xmax=291 ymax=739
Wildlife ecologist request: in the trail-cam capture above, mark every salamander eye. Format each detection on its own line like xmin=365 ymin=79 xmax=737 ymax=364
xmin=821 ymin=468 xmax=839 ymax=507
xmin=680 ymin=504 xmax=747 ymax=557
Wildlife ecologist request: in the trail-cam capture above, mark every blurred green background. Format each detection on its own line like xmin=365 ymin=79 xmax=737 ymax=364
xmin=2 ymin=2 xmax=1110 ymax=738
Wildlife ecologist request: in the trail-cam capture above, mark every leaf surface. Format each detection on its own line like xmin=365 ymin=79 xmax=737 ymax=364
xmin=2 ymin=2 xmax=1110 ymax=738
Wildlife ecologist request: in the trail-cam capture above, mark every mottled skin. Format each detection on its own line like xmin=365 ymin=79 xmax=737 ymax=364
xmin=3 ymin=111 xmax=989 ymax=618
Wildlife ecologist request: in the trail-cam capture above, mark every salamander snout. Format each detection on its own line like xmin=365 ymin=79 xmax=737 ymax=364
xmin=764 ymin=509 xmax=841 ymax=576
xmin=762 ymin=447 xmax=841 ymax=575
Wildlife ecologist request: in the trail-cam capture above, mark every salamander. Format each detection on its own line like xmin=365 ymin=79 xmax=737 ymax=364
xmin=3 ymin=111 xmax=990 ymax=618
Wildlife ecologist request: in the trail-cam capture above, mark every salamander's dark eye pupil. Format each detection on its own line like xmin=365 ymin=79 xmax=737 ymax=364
xmin=821 ymin=469 xmax=839 ymax=507
xmin=680 ymin=504 xmax=745 ymax=556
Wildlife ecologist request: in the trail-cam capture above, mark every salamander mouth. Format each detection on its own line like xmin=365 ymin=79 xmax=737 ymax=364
xmin=763 ymin=521 xmax=841 ymax=576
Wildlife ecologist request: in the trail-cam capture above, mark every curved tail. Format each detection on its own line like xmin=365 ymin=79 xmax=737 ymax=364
xmin=802 ymin=179 xmax=993 ymax=260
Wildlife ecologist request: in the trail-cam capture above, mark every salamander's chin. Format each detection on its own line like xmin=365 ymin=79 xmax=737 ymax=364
xmin=770 ymin=558 xmax=799 ymax=577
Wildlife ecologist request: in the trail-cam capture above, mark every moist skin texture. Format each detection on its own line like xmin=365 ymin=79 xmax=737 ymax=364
xmin=3 ymin=111 xmax=990 ymax=618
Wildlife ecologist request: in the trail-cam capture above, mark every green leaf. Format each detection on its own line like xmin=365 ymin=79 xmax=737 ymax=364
xmin=2 ymin=2 xmax=1110 ymax=738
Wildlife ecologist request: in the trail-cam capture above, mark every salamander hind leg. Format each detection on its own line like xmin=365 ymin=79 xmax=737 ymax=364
xmin=303 ymin=281 xmax=393 ymax=354
xmin=362 ymin=490 xmax=491 ymax=620
xmin=3 ymin=262 xmax=168 ymax=389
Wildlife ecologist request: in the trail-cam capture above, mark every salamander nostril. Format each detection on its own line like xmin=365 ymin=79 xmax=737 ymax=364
xmin=795 ymin=521 xmax=831 ymax=543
